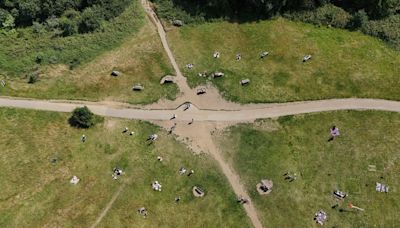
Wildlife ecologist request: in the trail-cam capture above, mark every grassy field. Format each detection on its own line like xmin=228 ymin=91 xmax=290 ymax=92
xmin=0 ymin=1 xmax=178 ymax=104
xmin=0 ymin=108 xmax=250 ymax=227
xmin=217 ymin=111 xmax=400 ymax=227
xmin=167 ymin=18 xmax=400 ymax=103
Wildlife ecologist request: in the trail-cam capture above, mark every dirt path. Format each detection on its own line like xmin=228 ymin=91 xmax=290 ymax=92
xmin=90 ymin=184 xmax=125 ymax=228
xmin=2 ymin=97 xmax=400 ymax=122
xmin=141 ymin=0 xmax=191 ymax=95
xmin=156 ymin=121 xmax=263 ymax=227
xmin=141 ymin=0 xmax=247 ymax=110
xmin=198 ymin=128 xmax=262 ymax=228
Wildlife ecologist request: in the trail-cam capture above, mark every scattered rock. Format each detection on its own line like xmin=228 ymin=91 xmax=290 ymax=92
xmin=160 ymin=75 xmax=176 ymax=84
xmin=303 ymin=55 xmax=312 ymax=62
xmin=256 ymin=179 xmax=273 ymax=195
xmin=193 ymin=186 xmax=205 ymax=197
xmin=196 ymin=87 xmax=206 ymax=95
xmin=172 ymin=20 xmax=183 ymax=27
xmin=132 ymin=84 xmax=144 ymax=91
xmin=212 ymin=72 xmax=224 ymax=78
xmin=240 ymin=79 xmax=250 ymax=85
xmin=111 ymin=71 xmax=121 ymax=77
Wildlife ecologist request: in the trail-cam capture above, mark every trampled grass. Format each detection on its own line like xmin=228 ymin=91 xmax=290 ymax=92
xmin=167 ymin=18 xmax=400 ymax=103
xmin=0 ymin=108 xmax=250 ymax=227
xmin=217 ymin=111 xmax=400 ymax=227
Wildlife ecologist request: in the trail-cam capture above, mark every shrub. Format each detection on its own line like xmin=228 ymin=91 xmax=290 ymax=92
xmin=32 ymin=21 xmax=45 ymax=34
xmin=362 ymin=15 xmax=400 ymax=49
xmin=68 ymin=106 xmax=95 ymax=128
xmin=59 ymin=16 xmax=78 ymax=36
xmin=277 ymin=115 xmax=294 ymax=124
xmin=35 ymin=53 xmax=43 ymax=64
xmin=79 ymin=6 xmax=104 ymax=33
xmin=286 ymin=4 xmax=351 ymax=28
xmin=153 ymin=0 xmax=206 ymax=24
xmin=348 ymin=10 xmax=369 ymax=29
xmin=27 ymin=72 xmax=39 ymax=84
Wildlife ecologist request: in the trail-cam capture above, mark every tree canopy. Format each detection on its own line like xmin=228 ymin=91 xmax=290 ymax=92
xmin=68 ymin=106 xmax=96 ymax=128
xmin=0 ymin=0 xmax=131 ymax=34
xmin=154 ymin=0 xmax=399 ymax=20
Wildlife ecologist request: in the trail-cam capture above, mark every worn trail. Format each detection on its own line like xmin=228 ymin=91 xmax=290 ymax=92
xmin=90 ymin=184 xmax=125 ymax=228
xmin=1 ymin=97 xmax=400 ymax=122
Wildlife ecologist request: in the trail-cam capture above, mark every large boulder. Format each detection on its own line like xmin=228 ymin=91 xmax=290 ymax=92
xmin=111 ymin=70 xmax=122 ymax=77
xmin=212 ymin=72 xmax=224 ymax=78
xmin=132 ymin=84 xmax=144 ymax=91
xmin=160 ymin=75 xmax=176 ymax=84
xmin=172 ymin=20 xmax=183 ymax=27
xmin=240 ymin=79 xmax=250 ymax=85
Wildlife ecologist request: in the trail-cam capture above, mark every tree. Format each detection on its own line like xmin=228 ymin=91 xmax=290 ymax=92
xmin=1 ymin=12 xmax=14 ymax=29
xmin=314 ymin=4 xmax=351 ymax=28
xmin=59 ymin=16 xmax=78 ymax=36
xmin=68 ymin=106 xmax=95 ymax=128
xmin=78 ymin=6 xmax=104 ymax=33
xmin=349 ymin=10 xmax=369 ymax=29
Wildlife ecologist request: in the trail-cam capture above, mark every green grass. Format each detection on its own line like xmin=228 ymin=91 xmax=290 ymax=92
xmin=0 ymin=108 xmax=250 ymax=227
xmin=0 ymin=1 xmax=141 ymax=77
xmin=218 ymin=111 xmax=400 ymax=227
xmin=167 ymin=18 xmax=400 ymax=103
xmin=0 ymin=1 xmax=178 ymax=104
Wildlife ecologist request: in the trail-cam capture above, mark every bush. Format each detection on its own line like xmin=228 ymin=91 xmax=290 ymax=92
xmin=286 ymin=4 xmax=351 ymax=28
xmin=69 ymin=58 xmax=80 ymax=70
xmin=68 ymin=106 xmax=95 ymax=128
xmin=362 ymin=15 xmax=400 ymax=49
xmin=79 ymin=6 xmax=104 ymax=33
xmin=153 ymin=0 xmax=205 ymax=24
xmin=348 ymin=10 xmax=369 ymax=29
xmin=27 ymin=72 xmax=39 ymax=84
xmin=32 ymin=21 xmax=45 ymax=34
xmin=59 ymin=17 xmax=78 ymax=36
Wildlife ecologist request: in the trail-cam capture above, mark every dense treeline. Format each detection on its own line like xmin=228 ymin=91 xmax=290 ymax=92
xmin=0 ymin=0 xmax=131 ymax=35
xmin=153 ymin=0 xmax=400 ymax=48
xmin=153 ymin=0 xmax=399 ymax=20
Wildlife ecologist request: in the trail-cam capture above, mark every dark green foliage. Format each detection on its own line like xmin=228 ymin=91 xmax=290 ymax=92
xmin=59 ymin=17 xmax=78 ymax=36
xmin=153 ymin=0 xmax=399 ymax=48
xmin=0 ymin=0 xmax=131 ymax=35
xmin=362 ymin=15 xmax=400 ymax=48
xmin=285 ymin=4 xmax=351 ymax=28
xmin=277 ymin=115 xmax=294 ymax=124
xmin=79 ymin=5 xmax=104 ymax=33
xmin=68 ymin=106 xmax=95 ymax=128
xmin=0 ymin=3 xmax=142 ymax=77
xmin=348 ymin=10 xmax=369 ymax=29
xmin=27 ymin=72 xmax=39 ymax=84
xmin=68 ymin=58 xmax=80 ymax=70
